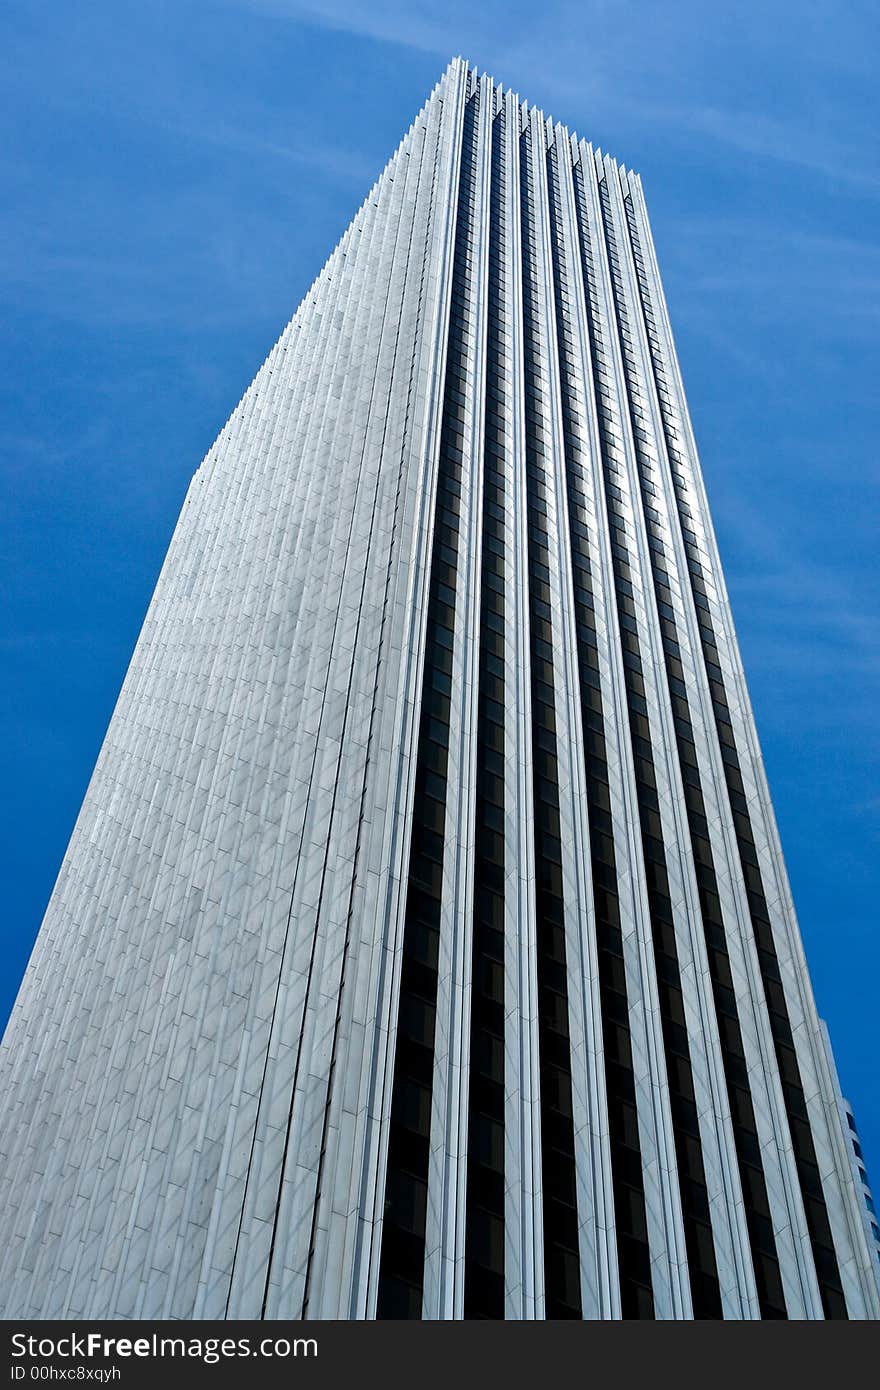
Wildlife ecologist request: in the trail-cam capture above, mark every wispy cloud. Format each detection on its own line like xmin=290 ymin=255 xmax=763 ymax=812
xmin=631 ymin=100 xmax=878 ymax=191
xmin=219 ymin=0 xmax=880 ymax=190
xmin=657 ymin=217 xmax=880 ymax=406
xmin=222 ymin=0 xmax=485 ymax=56
xmin=712 ymin=484 xmax=880 ymax=738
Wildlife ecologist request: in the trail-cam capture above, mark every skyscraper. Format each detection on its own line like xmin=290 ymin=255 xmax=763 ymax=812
xmin=0 ymin=57 xmax=876 ymax=1321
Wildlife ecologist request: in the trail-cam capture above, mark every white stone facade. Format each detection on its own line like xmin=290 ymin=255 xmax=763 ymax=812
xmin=0 ymin=59 xmax=876 ymax=1320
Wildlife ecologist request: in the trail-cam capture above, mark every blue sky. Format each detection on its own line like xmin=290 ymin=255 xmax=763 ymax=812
xmin=2 ymin=1 xmax=878 ymax=1172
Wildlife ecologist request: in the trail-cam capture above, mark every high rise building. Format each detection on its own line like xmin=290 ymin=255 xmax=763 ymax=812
xmin=0 ymin=58 xmax=876 ymax=1322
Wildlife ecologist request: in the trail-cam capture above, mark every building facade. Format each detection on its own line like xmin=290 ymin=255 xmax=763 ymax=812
xmin=820 ymin=1023 xmax=880 ymax=1300
xmin=1 ymin=59 xmax=877 ymax=1320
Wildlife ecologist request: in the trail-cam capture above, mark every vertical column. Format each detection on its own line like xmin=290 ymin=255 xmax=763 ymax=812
xmin=422 ymin=70 xmax=494 ymax=1322
xmin=517 ymin=104 xmax=595 ymax=1319
xmin=374 ymin=70 xmax=479 ymax=1320
xmin=462 ymin=85 xmax=511 ymax=1321
xmin=499 ymin=87 xmax=545 ymax=1322
xmin=349 ymin=60 xmax=472 ymax=1320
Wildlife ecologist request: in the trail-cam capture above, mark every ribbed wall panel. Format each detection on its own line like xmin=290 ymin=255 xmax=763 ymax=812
xmin=1 ymin=58 xmax=876 ymax=1321
xmin=499 ymin=87 xmax=545 ymax=1321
